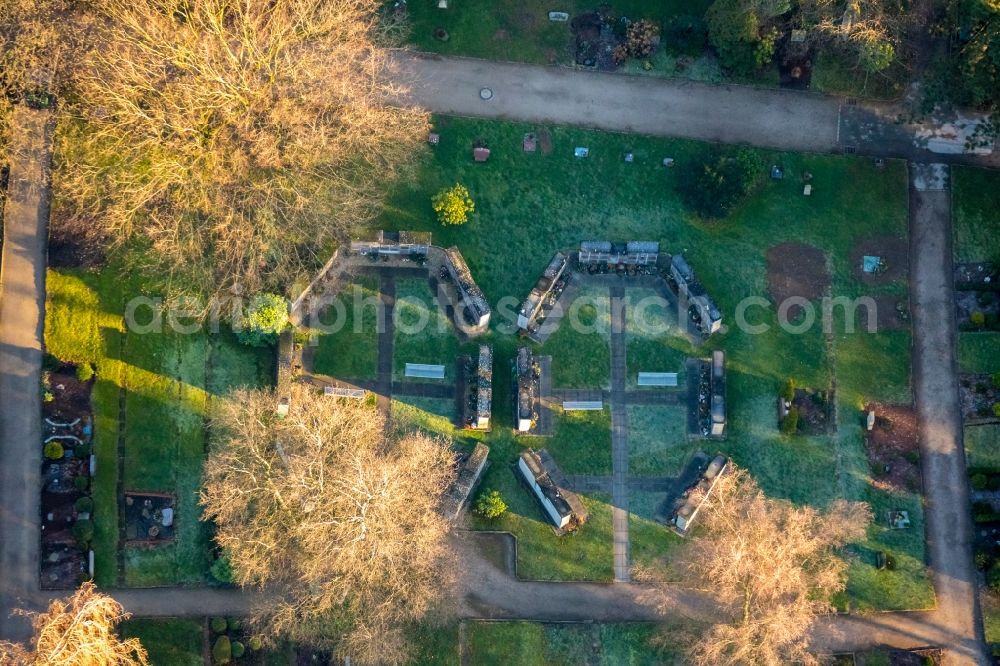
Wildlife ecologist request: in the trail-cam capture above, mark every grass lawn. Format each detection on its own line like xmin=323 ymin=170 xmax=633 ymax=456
xmin=626 ymin=404 xmax=695 ymax=476
xmin=408 ymin=621 xmax=460 ymax=666
xmin=545 ymin=407 xmax=613 ymax=475
xmin=624 ymin=288 xmax=696 ymax=388
xmin=393 ymin=277 xmax=467 ymax=382
xmin=982 ymin=590 xmax=1000 ymax=655
xmin=966 ymin=425 xmax=1000 ymax=470
xmin=628 ymin=490 xmax=685 ymax=581
xmin=464 ymin=621 xmax=675 ymax=665
xmin=540 ymin=285 xmax=611 ymax=389
xmin=45 ymin=268 xmax=274 ymax=587
xmin=959 ymin=332 xmax=1000 ymax=374
xmin=120 ymin=618 xmax=203 ymax=666
xmin=308 ymin=275 xmax=379 ymax=379
xmin=953 ymin=167 xmax=1000 ymax=264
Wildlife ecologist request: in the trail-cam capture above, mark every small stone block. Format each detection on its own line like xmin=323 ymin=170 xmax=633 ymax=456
xmin=548 ymin=11 xmax=569 ymax=21
xmin=624 ymin=152 xmax=634 ymax=162
xmin=428 ymin=132 xmax=440 ymax=145
xmin=662 ymin=157 xmax=675 ymax=167
xmin=803 ymin=184 xmax=812 ymax=196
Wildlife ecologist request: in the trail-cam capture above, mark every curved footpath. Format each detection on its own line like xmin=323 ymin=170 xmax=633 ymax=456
xmin=0 ymin=58 xmax=992 ymax=664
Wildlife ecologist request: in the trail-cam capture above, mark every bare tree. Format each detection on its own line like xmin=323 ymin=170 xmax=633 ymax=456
xmin=54 ymin=0 xmax=427 ymax=297
xmin=201 ymin=385 xmax=458 ymax=665
xmin=671 ymin=466 xmax=872 ymax=666
xmin=0 ymin=583 xmax=148 ymax=666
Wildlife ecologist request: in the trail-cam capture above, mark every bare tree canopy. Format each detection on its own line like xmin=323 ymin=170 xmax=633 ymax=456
xmin=673 ymin=467 xmax=872 ymax=666
xmin=53 ymin=0 xmax=427 ymax=296
xmin=202 ymin=386 xmax=457 ymax=665
xmin=0 ymin=582 xmax=148 ymax=666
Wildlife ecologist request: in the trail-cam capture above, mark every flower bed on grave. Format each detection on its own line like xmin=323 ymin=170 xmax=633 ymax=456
xmin=40 ymin=362 xmax=95 ymax=589
xmin=960 ymin=373 xmax=1000 ymax=422
xmin=124 ymin=492 xmax=176 ymax=544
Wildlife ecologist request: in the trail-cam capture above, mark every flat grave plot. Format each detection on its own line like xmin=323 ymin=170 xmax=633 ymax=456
xmin=966 ymin=425 xmax=1000 ymax=469
xmin=627 ymin=404 xmax=695 ymax=477
xmin=863 ymin=403 xmax=921 ymax=494
xmin=766 ymin=241 xmax=829 ymax=305
xmin=953 ymin=167 xmax=1000 ymax=264
xmin=540 ymin=285 xmax=611 ymax=390
xmin=393 ymin=278 xmax=461 ymax=383
xmin=123 ymin=492 xmax=175 ymax=544
xmin=624 ymin=287 xmax=694 ymax=389
xmin=541 ymin=407 xmax=613 ymax=476
xmin=305 ymin=275 xmax=380 ymax=381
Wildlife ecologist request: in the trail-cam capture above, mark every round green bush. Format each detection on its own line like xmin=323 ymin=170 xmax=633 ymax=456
xmin=226 ymin=617 xmax=242 ymax=632
xmin=972 ymin=473 xmax=990 ymax=490
xmin=43 ymin=442 xmax=64 ymax=460
xmin=75 ymin=363 xmax=95 ymax=382
xmin=210 ymin=555 xmax=235 ymax=584
xmin=212 ymin=635 xmax=232 ymax=664
xmin=248 ymin=637 xmax=262 ymax=651
xmin=74 ymin=497 xmax=94 ymax=514
xmin=474 ymin=489 xmax=508 ymax=520
xmin=74 ymin=476 xmax=89 ymax=491
xmin=72 ymin=519 xmax=94 ymax=545
xmin=231 ymin=641 xmax=245 ymax=659
xmin=210 ymin=616 xmax=227 ymax=633
xmin=994 ymin=402 xmax=1000 ymax=418
xmin=972 ymin=310 xmax=987 ymax=327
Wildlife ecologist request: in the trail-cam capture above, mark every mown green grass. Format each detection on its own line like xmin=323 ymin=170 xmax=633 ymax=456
xmin=393 ymin=277 xmax=469 ymax=381
xmin=464 ymin=621 xmax=675 ymax=665
xmin=959 ymin=332 xmax=1000 ymax=374
xmin=966 ymin=425 xmax=1000 ymax=469
xmin=982 ymin=590 xmax=1000 ymax=655
xmin=408 ymin=621 xmax=460 ymax=666
xmin=309 ymin=275 xmax=380 ymax=379
xmin=626 ymin=404 xmax=694 ymax=476
xmin=120 ymin=618 xmax=203 ymax=666
xmin=624 ymin=288 xmax=694 ymax=388
xmin=540 ymin=285 xmax=610 ymax=389
xmin=953 ymin=167 xmax=1000 ymax=264
xmin=628 ymin=490 xmax=685 ymax=580
xmin=45 ymin=268 xmax=274 ymax=587
xmin=544 ymin=407 xmax=613 ymax=475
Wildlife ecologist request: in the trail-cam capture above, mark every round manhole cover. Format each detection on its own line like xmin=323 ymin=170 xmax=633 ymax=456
xmin=479 ymin=87 xmax=494 ymax=100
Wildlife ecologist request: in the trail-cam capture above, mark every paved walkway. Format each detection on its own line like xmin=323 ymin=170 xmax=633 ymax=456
xmin=0 ymin=108 xmax=51 ymax=643
xmin=608 ymin=285 xmax=630 ymax=583
xmin=903 ymin=163 xmax=986 ymax=664
xmin=392 ymin=53 xmax=999 ymax=166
